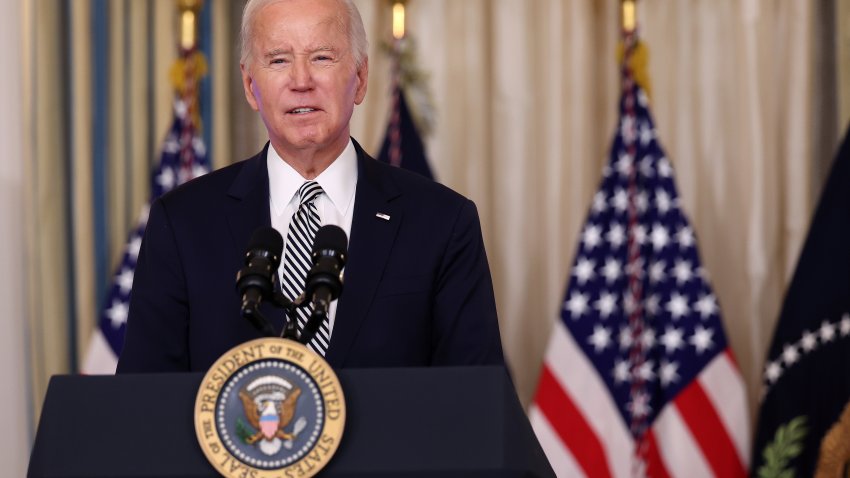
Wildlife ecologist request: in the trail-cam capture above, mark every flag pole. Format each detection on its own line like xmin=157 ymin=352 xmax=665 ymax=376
xmin=172 ymin=0 xmax=207 ymax=177
xmin=385 ymin=1 xmax=405 ymax=167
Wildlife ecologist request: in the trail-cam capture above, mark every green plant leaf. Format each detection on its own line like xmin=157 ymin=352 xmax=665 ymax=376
xmin=756 ymin=416 xmax=809 ymax=478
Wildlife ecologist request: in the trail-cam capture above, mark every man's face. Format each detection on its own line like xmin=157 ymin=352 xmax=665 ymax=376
xmin=241 ymin=0 xmax=368 ymax=160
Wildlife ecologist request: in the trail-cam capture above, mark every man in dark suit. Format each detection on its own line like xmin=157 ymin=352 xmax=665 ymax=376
xmin=117 ymin=0 xmax=504 ymax=373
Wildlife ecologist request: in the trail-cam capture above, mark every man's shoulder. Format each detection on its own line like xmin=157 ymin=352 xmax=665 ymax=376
xmin=361 ymin=153 xmax=469 ymax=208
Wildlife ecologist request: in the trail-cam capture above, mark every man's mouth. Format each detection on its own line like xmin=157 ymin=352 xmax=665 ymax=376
xmin=289 ymin=107 xmax=317 ymax=114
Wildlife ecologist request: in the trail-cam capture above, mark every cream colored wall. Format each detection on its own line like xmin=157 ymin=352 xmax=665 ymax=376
xmin=0 ymin=0 xmax=32 ymax=475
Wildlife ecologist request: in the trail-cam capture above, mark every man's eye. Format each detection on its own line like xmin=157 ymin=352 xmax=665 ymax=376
xmin=270 ymin=58 xmax=287 ymax=65
xmin=314 ymin=55 xmax=333 ymax=62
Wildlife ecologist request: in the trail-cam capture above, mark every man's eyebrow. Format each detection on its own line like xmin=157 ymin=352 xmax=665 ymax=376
xmin=263 ymin=48 xmax=289 ymax=58
xmin=262 ymin=46 xmax=340 ymax=58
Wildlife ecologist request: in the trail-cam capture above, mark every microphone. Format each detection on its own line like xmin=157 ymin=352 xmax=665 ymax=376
xmin=301 ymin=225 xmax=347 ymax=344
xmin=236 ymin=226 xmax=283 ymax=337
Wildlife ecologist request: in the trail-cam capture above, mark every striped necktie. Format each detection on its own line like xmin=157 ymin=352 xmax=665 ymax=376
xmin=281 ymin=181 xmax=330 ymax=355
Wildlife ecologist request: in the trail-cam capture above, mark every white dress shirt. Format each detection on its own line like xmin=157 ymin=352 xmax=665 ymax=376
xmin=267 ymin=140 xmax=358 ymax=336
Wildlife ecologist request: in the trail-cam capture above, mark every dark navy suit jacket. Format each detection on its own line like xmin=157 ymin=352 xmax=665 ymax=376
xmin=117 ymin=140 xmax=504 ymax=372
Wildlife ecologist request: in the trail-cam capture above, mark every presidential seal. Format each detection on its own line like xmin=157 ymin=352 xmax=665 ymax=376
xmin=195 ymin=338 xmax=345 ymax=478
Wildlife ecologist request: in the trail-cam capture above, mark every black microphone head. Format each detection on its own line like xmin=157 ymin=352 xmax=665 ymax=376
xmin=305 ymin=225 xmax=347 ymax=302
xmin=312 ymin=225 xmax=348 ymax=258
xmin=247 ymin=226 xmax=284 ymax=268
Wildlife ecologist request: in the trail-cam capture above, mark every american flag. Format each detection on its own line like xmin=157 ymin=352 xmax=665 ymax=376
xmin=377 ymin=38 xmax=434 ymax=180
xmin=529 ymin=34 xmax=749 ymax=477
xmin=81 ymin=52 xmax=210 ymax=374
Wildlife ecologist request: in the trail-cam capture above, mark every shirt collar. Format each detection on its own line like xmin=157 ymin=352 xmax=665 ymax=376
xmin=267 ymin=140 xmax=358 ymax=217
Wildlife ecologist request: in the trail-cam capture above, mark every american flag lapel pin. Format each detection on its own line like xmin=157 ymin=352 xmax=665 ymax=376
xmin=375 ymin=212 xmax=391 ymax=221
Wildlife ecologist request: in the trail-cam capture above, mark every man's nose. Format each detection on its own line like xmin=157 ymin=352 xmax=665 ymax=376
xmin=290 ymin=58 xmax=313 ymax=91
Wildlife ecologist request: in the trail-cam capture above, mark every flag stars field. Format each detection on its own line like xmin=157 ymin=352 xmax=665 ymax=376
xmin=660 ymin=326 xmax=685 ymax=353
xmin=689 ymin=326 xmax=714 ymax=354
xmin=572 ymin=258 xmax=595 ymax=285
xmin=659 ymin=360 xmax=679 ymax=387
xmin=612 ymin=188 xmax=629 ymax=212
xmin=639 ymin=155 xmax=655 ymax=178
xmin=602 ymin=258 xmax=622 ymax=283
xmin=649 ymin=260 xmax=666 ymax=283
xmin=588 ymin=326 xmax=613 ymax=352
xmin=616 ymin=153 xmax=633 ymax=177
xmin=592 ymin=191 xmax=608 ymax=213
xmin=635 ymin=191 xmax=650 ymax=214
xmin=764 ymin=360 xmax=782 ymax=384
xmin=582 ymin=224 xmax=603 ymax=250
xmin=595 ymin=292 xmax=618 ymax=318
xmin=106 ymin=300 xmax=129 ymax=329
xmin=645 ymin=294 xmax=660 ymax=316
xmin=637 ymin=360 xmax=655 ymax=382
xmin=761 ymin=312 xmax=850 ymax=394
xmin=650 ymin=223 xmax=670 ymax=251
xmin=564 ymin=292 xmax=589 ymax=319
xmin=819 ymin=320 xmax=836 ymax=342
xmin=640 ymin=328 xmax=656 ymax=349
xmin=619 ymin=326 xmax=633 ymax=350
xmin=624 ymin=257 xmax=645 ymax=280
xmin=694 ymin=294 xmax=718 ymax=319
xmin=655 ymin=188 xmax=673 ymax=215
xmin=639 ymin=123 xmax=654 ymax=146
xmin=800 ymin=330 xmax=818 ymax=352
xmin=116 ymin=267 xmax=134 ymax=294
xmin=631 ymin=224 xmax=647 ymax=245
xmin=606 ymin=223 xmax=626 ymax=248
xmin=841 ymin=314 xmax=850 ymax=335
xmin=128 ymin=236 xmax=142 ymax=261
xmin=676 ymin=226 xmax=695 ymax=248
xmin=781 ymin=344 xmax=799 ymax=366
xmin=671 ymin=259 xmax=693 ymax=284
xmin=666 ymin=293 xmax=689 ymax=319
xmin=614 ymin=359 xmax=631 ymax=383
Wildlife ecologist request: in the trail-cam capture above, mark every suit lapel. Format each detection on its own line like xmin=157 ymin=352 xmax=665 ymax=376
xmin=326 ymin=141 xmax=402 ymax=367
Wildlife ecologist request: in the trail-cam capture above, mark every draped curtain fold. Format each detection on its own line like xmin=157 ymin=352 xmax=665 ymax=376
xmin=26 ymin=0 xmax=832 ymax=426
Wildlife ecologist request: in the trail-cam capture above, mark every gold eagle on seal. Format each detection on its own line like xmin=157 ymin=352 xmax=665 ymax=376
xmin=239 ymin=386 xmax=302 ymax=445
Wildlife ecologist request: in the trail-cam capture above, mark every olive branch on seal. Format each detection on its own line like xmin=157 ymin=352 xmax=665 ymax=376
xmin=235 ymin=417 xmax=256 ymax=445
xmin=757 ymin=416 xmax=808 ymax=478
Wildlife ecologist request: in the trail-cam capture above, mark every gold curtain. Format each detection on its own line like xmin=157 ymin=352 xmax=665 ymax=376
xmin=27 ymin=0 xmax=178 ymax=417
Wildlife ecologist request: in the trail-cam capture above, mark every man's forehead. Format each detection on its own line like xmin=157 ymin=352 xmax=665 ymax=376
xmin=253 ymin=0 xmax=345 ymax=32
xmin=254 ymin=8 xmax=347 ymax=45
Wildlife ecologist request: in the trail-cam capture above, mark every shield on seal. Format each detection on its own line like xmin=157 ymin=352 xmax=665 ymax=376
xmin=259 ymin=402 xmax=280 ymax=439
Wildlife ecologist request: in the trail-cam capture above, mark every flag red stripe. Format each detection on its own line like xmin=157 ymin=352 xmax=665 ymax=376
xmin=535 ymin=364 xmax=612 ymax=478
xmin=674 ymin=380 xmax=747 ymax=477
xmin=644 ymin=430 xmax=672 ymax=478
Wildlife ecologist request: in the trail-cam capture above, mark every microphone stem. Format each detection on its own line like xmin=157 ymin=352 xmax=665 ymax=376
xmin=241 ymin=305 xmax=276 ymax=337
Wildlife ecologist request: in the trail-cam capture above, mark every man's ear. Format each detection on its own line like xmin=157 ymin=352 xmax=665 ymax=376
xmin=240 ymin=63 xmax=260 ymax=111
xmin=354 ymin=57 xmax=368 ymax=105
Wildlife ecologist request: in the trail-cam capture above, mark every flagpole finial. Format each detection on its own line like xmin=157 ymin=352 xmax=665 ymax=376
xmin=392 ymin=1 xmax=406 ymax=40
xmin=178 ymin=0 xmax=204 ymax=51
xmin=622 ymin=0 xmax=636 ymax=33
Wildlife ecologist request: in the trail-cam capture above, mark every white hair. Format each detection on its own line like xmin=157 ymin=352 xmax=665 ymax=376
xmin=240 ymin=0 xmax=368 ymax=68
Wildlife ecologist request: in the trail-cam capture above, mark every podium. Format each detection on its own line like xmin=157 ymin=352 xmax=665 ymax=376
xmin=28 ymin=366 xmax=554 ymax=477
